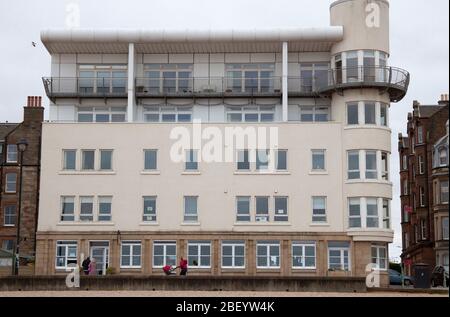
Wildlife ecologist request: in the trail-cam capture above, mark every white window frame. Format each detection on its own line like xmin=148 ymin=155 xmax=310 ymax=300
xmin=402 ymin=155 xmax=408 ymax=170
xmin=366 ymin=198 xmax=379 ymax=228
xmin=365 ymin=150 xmax=378 ymax=179
xmin=275 ymin=150 xmax=288 ymax=171
xmin=221 ymin=241 xmax=245 ymax=269
xmin=6 ymin=144 xmax=18 ymax=163
xmin=183 ymin=196 xmax=198 ymax=223
xmin=63 ymin=149 xmax=77 ymax=170
xmin=381 ymin=152 xmax=389 ymax=181
xmin=255 ymin=196 xmax=270 ymax=222
xmin=143 ymin=105 xmax=193 ymax=123
xmin=418 ymin=155 xmax=425 ymax=175
xmin=152 ymin=241 xmax=177 ymax=268
xmin=98 ymin=196 xmax=112 ymax=222
xmin=312 ymin=149 xmax=326 ymax=171
xmin=292 ymin=242 xmax=316 ymax=269
xmin=312 ymin=196 xmax=327 ymax=223
xmin=185 ymin=149 xmax=198 ymax=171
xmin=60 ymin=196 xmax=75 ymax=222
xmin=419 ymin=187 xmax=426 ymax=207
xmin=347 ymin=150 xmax=360 ymax=180
xmin=143 ymin=149 xmax=158 ymax=171
xmin=79 ymin=196 xmax=94 ymax=222
xmin=274 ymin=196 xmax=288 ymax=222
xmin=442 ymin=217 xmax=449 ymax=240
xmin=187 ymin=241 xmax=211 ymax=269
xmin=440 ymin=181 xmax=449 ymax=204
xmin=256 ymin=242 xmax=280 ymax=269
xmin=236 ymin=196 xmax=251 ymax=222
xmin=4 ymin=205 xmax=16 ymax=227
xmin=81 ymin=149 xmax=95 ymax=170
xmin=417 ymin=126 xmax=424 ymax=144
xmin=382 ymin=199 xmax=391 ymax=229
xmin=328 ymin=245 xmax=351 ymax=271
xmin=55 ymin=241 xmax=78 ymax=270
xmin=348 ymin=198 xmax=362 ymax=228
xmin=120 ymin=241 xmax=142 ymax=269
xmin=346 ymin=103 xmax=359 ymax=125
xmin=99 ymin=149 xmax=113 ymax=171
xmin=77 ymin=106 xmax=127 ymax=123
xmin=5 ymin=173 xmax=17 ymax=193
xmin=143 ymin=196 xmax=157 ymax=222
xmin=236 ymin=149 xmax=250 ymax=171
xmin=371 ymin=245 xmax=387 ymax=270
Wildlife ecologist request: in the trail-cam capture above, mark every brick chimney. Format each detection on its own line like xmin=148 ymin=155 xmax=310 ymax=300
xmin=438 ymin=93 xmax=449 ymax=106
xmin=23 ymin=96 xmax=44 ymax=123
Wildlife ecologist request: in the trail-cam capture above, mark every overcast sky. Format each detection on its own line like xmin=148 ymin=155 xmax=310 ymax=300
xmin=0 ymin=0 xmax=448 ymax=262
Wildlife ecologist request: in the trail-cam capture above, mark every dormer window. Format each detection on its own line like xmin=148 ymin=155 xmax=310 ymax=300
xmin=438 ymin=146 xmax=448 ymax=166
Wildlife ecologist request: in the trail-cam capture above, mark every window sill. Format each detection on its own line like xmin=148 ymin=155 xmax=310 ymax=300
xmin=344 ymin=126 xmax=391 ymax=132
xmin=256 ymin=267 xmax=281 ymax=270
xmin=3 ymin=225 xmax=15 ymax=227
xmin=182 ymin=171 xmax=201 ymax=175
xmin=309 ymin=223 xmax=330 ymax=227
xmin=141 ymin=171 xmax=161 ymax=175
xmin=180 ymin=222 xmax=201 ymax=226
xmin=292 ymin=267 xmax=317 ymax=271
xmin=57 ymin=222 xmax=115 ymax=226
xmin=58 ymin=171 xmax=116 ymax=175
xmin=120 ymin=267 xmax=142 ymax=270
xmin=309 ymin=171 xmax=328 ymax=175
xmin=234 ymin=171 xmax=291 ymax=175
xmin=345 ymin=180 xmax=393 ymax=186
xmin=233 ymin=222 xmax=291 ymax=226
xmin=139 ymin=222 xmax=159 ymax=226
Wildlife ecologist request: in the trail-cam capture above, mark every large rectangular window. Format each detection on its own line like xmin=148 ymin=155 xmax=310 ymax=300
xmin=383 ymin=199 xmax=390 ymax=229
xmin=292 ymin=242 xmax=316 ymax=269
xmin=237 ymin=150 xmax=250 ymax=171
xmin=312 ymin=197 xmax=327 ymax=223
xmin=77 ymin=106 xmax=127 ymax=123
xmin=312 ymin=150 xmax=326 ymax=171
xmin=442 ymin=217 xmax=449 ymax=240
xmin=226 ymin=106 xmax=275 ymax=123
xmin=184 ymin=196 xmax=198 ymax=222
xmin=143 ymin=105 xmax=192 ymax=123
xmin=348 ymin=151 xmax=360 ymax=180
xmin=144 ymin=64 xmax=193 ymax=94
xmin=79 ymin=196 xmax=94 ymax=222
xmin=81 ymin=150 xmax=95 ymax=170
xmin=222 ymin=241 xmax=245 ymax=269
xmin=226 ymin=64 xmax=275 ymax=93
xmin=153 ymin=241 xmax=176 ymax=268
xmin=417 ymin=126 xmax=424 ymax=144
xmin=381 ymin=152 xmax=389 ymax=181
xmin=255 ymin=196 xmax=269 ymax=222
xmin=60 ymin=196 xmax=75 ymax=222
xmin=346 ymin=51 xmax=359 ymax=82
xmin=380 ymin=103 xmax=388 ymax=126
xmin=274 ymin=197 xmax=288 ymax=222
xmin=4 ymin=206 xmax=16 ymax=226
xmin=364 ymin=102 xmax=376 ymax=125
xmin=185 ymin=150 xmax=198 ymax=171
xmin=256 ymin=150 xmax=269 ymax=171
xmin=236 ymin=196 xmax=250 ymax=222
xmin=328 ymin=242 xmax=350 ymax=271
xmin=366 ymin=198 xmax=379 ymax=228
xmin=371 ymin=245 xmax=387 ymax=270
xmin=440 ymin=181 xmax=449 ymax=204
xmin=144 ymin=149 xmax=157 ymax=170
xmin=348 ymin=198 xmax=361 ymax=228
xmin=63 ymin=150 xmax=76 ymax=170
xmin=98 ymin=196 xmax=112 ymax=221
xmin=256 ymin=241 xmax=280 ymax=268
xmin=275 ymin=150 xmax=287 ymax=171
xmin=418 ymin=156 xmax=425 ymax=175
xmin=143 ymin=196 xmax=157 ymax=222
xmin=5 ymin=173 xmax=17 ymax=193
xmin=55 ymin=241 xmax=78 ymax=269
xmin=6 ymin=145 xmax=18 ymax=163
xmin=299 ymin=106 xmax=330 ymax=122
xmin=100 ymin=150 xmax=113 ymax=170
xmin=419 ymin=187 xmax=426 ymax=207
xmin=188 ymin=241 xmax=211 ymax=268
xmin=365 ymin=151 xmax=377 ymax=179
xmin=347 ymin=103 xmax=359 ymax=125
xmin=120 ymin=241 xmax=141 ymax=268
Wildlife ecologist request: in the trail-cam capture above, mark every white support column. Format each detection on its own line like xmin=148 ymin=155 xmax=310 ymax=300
xmin=282 ymin=42 xmax=288 ymax=122
xmin=127 ymin=43 xmax=136 ymax=122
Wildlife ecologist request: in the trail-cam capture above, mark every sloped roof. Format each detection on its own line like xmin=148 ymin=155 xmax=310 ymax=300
xmin=418 ymin=105 xmax=445 ymax=118
xmin=0 ymin=123 xmax=19 ymax=141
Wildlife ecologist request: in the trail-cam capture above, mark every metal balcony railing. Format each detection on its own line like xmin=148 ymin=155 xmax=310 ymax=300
xmin=42 ymin=77 xmax=128 ymax=99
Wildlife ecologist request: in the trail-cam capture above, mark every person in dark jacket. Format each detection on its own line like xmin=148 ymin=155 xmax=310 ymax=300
xmin=179 ymin=257 xmax=188 ymax=276
xmin=81 ymin=257 xmax=90 ymax=275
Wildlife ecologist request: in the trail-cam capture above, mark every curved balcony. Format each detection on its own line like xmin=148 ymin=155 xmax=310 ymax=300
xmin=317 ymin=66 xmax=410 ymax=102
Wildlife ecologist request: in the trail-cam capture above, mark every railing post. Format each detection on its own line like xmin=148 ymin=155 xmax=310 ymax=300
xmin=388 ymin=67 xmax=392 ymax=85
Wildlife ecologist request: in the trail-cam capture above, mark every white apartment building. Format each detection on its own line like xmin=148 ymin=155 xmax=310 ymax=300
xmin=35 ymin=0 xmax=409 ymax=284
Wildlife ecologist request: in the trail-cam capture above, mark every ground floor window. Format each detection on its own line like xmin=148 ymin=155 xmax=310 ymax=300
xmin=256 ymin=241 xmax=280 ymax=268
xmin=371 ymin=244 xmax=387 ymax=270
xmin=292 ymin=242 xmax=316 ymax=269
xmin=120 ymin=241 xmax=141 ymax=268
xmin=55 ymin=241 xmax=78 ymax=269
xmin=188 ymin=241 xmax=211 ymax=268
xmin=328 ymin=242 xmax=350 ymax=271
xmin=153 ymin=241 xmax=176 ymax=268
xmin=221 ymin=241 xmax=245 ymax=269
xmin=1 ymin=240 xmax=13 ymax=252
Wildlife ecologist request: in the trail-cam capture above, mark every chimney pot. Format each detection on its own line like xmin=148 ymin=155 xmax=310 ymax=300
xmin=26 ymin=96 xmax=42 ymax=107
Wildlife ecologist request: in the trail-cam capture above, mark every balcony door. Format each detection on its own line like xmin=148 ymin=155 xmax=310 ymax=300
xmin=78 ymin=65 xmax=127 ymax=94
xmin=90 ymin=241 xmax=109 ymax=276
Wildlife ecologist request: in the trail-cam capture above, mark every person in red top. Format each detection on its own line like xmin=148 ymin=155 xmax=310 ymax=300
xmin=179 ymin=257 xmax=188 ymax=276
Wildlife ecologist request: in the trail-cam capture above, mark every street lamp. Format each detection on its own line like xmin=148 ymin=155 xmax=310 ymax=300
xmin=12 ymin=138 xmax=28 ymax=275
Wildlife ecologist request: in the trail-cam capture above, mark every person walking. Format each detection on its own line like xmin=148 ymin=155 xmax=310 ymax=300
xmin=179 ymin=257 xmax=188 ymax=276
xmin=81 ymin=257 xmax=90 ymax=275
xmin=88 ymin=257 xmax=97 ymax=276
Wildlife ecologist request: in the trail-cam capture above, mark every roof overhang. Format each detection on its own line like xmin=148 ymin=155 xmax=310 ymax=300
xmin=41 ymin=27 xmax=343 ymax=54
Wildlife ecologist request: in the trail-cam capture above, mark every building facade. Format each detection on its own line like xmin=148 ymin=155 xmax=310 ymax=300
xmin=35 ymin=0 xmax=409 ymax=285
xmin=0 ymin=96 xmax=44 ymax=275
xmin=399 ymin=96 xmax=449 ymax=276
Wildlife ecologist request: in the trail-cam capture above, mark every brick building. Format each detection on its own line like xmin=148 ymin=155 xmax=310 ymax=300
xmin=0 ymin=96 xmax=44 ymax=275
xmin=399 ymin=95 xmax=449 ymax=277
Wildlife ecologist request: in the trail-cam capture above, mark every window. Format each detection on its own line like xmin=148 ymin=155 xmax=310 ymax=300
xmin=348 ymin=151 xmax=360 ymax=179
xmin=402 ymin=155 xmax=408 ymax=170
xmin=236 ymin=196 xmax=250 ymax=222
xmin=143 ymin=105 xmax=193 ymax=123
xmin=6 ymin=144 xmax=17 ymax=163
xmin=4 ymin=206 xmax=16 ymax=226
xmin=363 ymin=51 xmax=376 ymax=81
xmin=380 ymin=103 xmax=388 ymax=126
xmin=144 ymin=150 xmax=157 ymax=170
xmin=225 ymin=63 xmax=275 ymax=93
xmin=100 ymin=150 xmax=113 ymax=170
xmin=382 ymin=199 xmax=390 ymax=229
xmin=419 ymin=187 xmax=425 ymax=207
xmin=420 ymin=219 xmax=427 ymax=240
xmin=79 ymin=196 xmax=94 ymax=222
xmin=348 ymin=198 xmax=361 ymax=228
xmin=328 ymin=242 xmax=350 ymax=271
xmin=366 ymin=198 xmax=379 ymax=228
xmin=292 ymin=242 xmax=316 ymax=269
xmin=256 ymin=150 xmax=269 ymax=171
xmin=275 ymin=150 xmax=287 ymax=171
xmin=5 ymin=173 xmax=17 ymax=193
xmin=418 ymin=156 xmax=425 ymax=175
xmin=98 ymin=196 xmax=112 ymax=221
xmin=188 ymin=241 xmax=211 ymax=268
xmin=312 ymin=150 xmax=325 ymax=171
xmin=441 ymin=181 xmax=449 ymax=204
xmin=256 ymin=241 xmax=280 ymax=268
xmin=300 ymin=63 xmax=329 ymax=92
xmin=255 ymin=196 xmax=269 ymax=222
xmin=312 ymin=197 xmax=327 ymax=223
xmin=81 ymin=150 xmax=95 ymax=170
xmin=60 ymin=196 xmax=75 ymax=221
xmin=403 ymin=180 xmax=408 ymax=196
xmin=346 ymin=51 xmax=359 ymax=82
xmin=415 ymin=224 xmax=420 ymax=243
xmin=371 ymin=245 xmax=387 ymax=270
xmin=299 ymin=106 xmax=330 ymax=122
xmin=274 ymin=197 xmax=288 ymax=222
xmin=404 ymin=232 xmax=410 ymax=249
xmin=120 ymin=241 xmax=141 ymax=268
xmin=1 ymin=240 xmax=13 ymax=252
xmin=365 ymin=102 xmax=376 ymax=125
xmin=222 ymin=241 xmax=245 ymax=268
xmin=153 ymin=241 xmax=176 ymax=267
xmin=237 ymin=150 xmax=250 ymax=171
xmin=417 ymin=126 xmax=424 ymax=144
xmin=185 ymin=150 xmax=198 ymax=171
xmin=144 ymin=64 xmax=193 ymax=94
xmin=347 ymin=103 xmax=359 ymax=125
xmin=63 ymin=150 xmax=76 ymax=170
xmin=442 ymin=217 xmax=449 ymax=240
xmin=79 ymin=65 xmax=127 ymax=94
xmin=365 ymin=151 xmax=377 ymax=179
xmin=143 ymin=196 xmax=157 ymax=222
xmin=77 ymin=106 xmax=127 ymax=122
xmin=184 ymin=196 xmax=198 ymax=222
xmin=55 ymin=241 xmax=77 ymax=269
xmin=438 ymin=147 xmax=448 ymax=166
xmin=381 ymin=152 xmax=389 ymax=180
xmin=223 ymin=105 xmax=276 ymax=123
